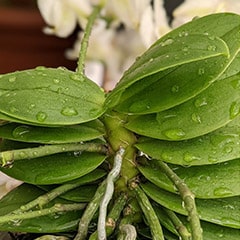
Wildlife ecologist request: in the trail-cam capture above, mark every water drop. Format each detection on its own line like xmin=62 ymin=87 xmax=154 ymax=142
xmin=182 ymin=46 xmax=189 ymax=52
xmin=194 ymin=97 xmax=208 ymax=108
xmin=71 ymin=74 xmax=84 ymax=82
xmin=53 ymin=78 xmax=60 ymax=84
xmin=161 ymin=152 xmax=173 ymax=161
xmin=10 ymin=219 xmax=22 ymax=226
xmin=28 ymin=103 xmax=36 ymax=110
xmin=213 ymin=187 xmax=233 ymax=197
xmin=19 ymin=151 xmax=27 ymax=159
xmin=9 ymin=106 xmax=18 ymax=113
xmin=12 ymin=125 xmax=30 ymax=138
xmin=129 ymin=99 xmax=151 ymax=112
xmin=183 ymin=152 xmax=201 ymax=163
xmin=208 ymin=156 xmax=218 ymax=163
xmin=223 ymin=146 xmax=233 ymax=154
xmin=161 ymin=38 xmax=174 ymax=46
xmin=178 ymin=30 xmax=189 ymax=37
xmin=171 ymin=85 xmax=179 ymax=93
xmin=61 ymin=107 xmax=78 ymax=116
xmin=163 ymin=128 xmax=186 ymax=140
xmin=198 ymin=68 xmax=205 ymax=75
xmin=36 ymin=111 xmax=47 ymax=122
xmin=229 ymin=101 xmax=240 ymax=119
xmin=207 ymin=45 xmax=217 ymax=51
xmin=231 ymin=78 xmax=240 ymax=89
xmin=35 ymin=66 xmax=46 ymax=71
xmin=191 ymin=113 xmax=202 ymax=123
xmin=74 ymin=151 xmax=82 ymax=157
xmin=8 ymin=76 xmax=16 ymax=82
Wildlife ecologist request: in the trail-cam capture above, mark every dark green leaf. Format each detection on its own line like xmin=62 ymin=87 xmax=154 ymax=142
xmin=1 ymin=152 xmax=106 ymax=184
xmin=135 ymin=116 xmax=240 ymax=165
xmin=0 ymin=120 xmax=105 ymax=144
xmin=141 ymin=183 xmax=240 ymax=229
xmin=0 ymin=67 xmax=105 ymax=126
xmin=127 ymin=73 xmax=240 ymax=140
xmin=138 ymin=159 xmax=240 ymax=198
xmin=0 ymin=184 xmax=82 ymax=233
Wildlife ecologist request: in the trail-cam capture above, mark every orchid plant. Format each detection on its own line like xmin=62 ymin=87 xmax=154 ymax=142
xmin=0 ymin=2 xmax=239 ymax=240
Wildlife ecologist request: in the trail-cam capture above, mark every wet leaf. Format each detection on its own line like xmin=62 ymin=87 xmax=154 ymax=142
xmin=0 ymin=184 xmax=82 ymax=233
xmin=0 ymin=68 xmax=105 ymax=126
xmin=135 ymin=116 xmax=240 ymax=165
xmin=0 ymin=120 xmax=105 ymax=144
xmin=141 ymin=183 xmax=240 ymax=229
xmin=138 ymin=159 xmax=240 ymax=198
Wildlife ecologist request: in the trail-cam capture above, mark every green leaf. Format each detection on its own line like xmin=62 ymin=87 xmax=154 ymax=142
xmin=0 ymin=67 xmax=105 ymax=126
xmin=107 ymin=34 xmax=229 ymax=114
xmin=0 ymin=184 xmax=82 ymax=233
xmin=127 ymin=73 xmax=240 ymax=140
xmin=154 ymin=206 xmax=240 ymax=240
xmin=141 ymin=182 xmax=240 ymax=229
xmin=106 ymin=13 xmax=240 ymax=113
xmin=135 ymin=116 xmax=240 ymax=165
xmin=138 ymin=159 xmax=240 ymax=198
xmin=0 ymin=120 xmax=105 ymax=144
xmin=0 ymin=152 xmax=106 ymax=184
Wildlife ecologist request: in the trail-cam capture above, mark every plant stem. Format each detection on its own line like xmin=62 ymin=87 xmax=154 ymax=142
xmin=0 ymin=203 xmax=85 ymax=224
xmin=163 ymin=208 xmax=191 ymax=240
xmin=98 ymin=147 xmax=125 ymax=240
xmin=89 ymin=193 xmax=127 ymax=240
xmin=0 ymin=142 xmax=106 ymax=166
xmin=74 ymin=180 xmax=107 ymax=240
xmin=131 ymin=184 xmax=164 ymax=240
xmin=157 ymin=161 xmax=202 ymax=240
xmin=118 ymin=224 xmax=137 ymax=240
xmin=12 ymin=181 xmax=92 ymax=214
xmin=77 ymin=5 xmax=101 ymax=74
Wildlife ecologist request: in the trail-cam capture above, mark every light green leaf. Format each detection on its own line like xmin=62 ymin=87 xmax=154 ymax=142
xmin=1 ymin=152 xmax=106 ymax=184
xmin=135 ymin=116 xmax=240 ymax=165
xmin=138 ymin=159 xmax=240 ymax=198
xmin=0 ymin=67 xmax=105 ymax=126
xmin=127 ymin=73 xmax=240 ymax=140
xmin=0 ymin=120 xmax=105 ymax=144
xmin=141 ymin=183 xmax=240 ymax=229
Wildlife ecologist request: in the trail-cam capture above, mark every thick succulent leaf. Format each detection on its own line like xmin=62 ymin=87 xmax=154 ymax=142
xmin=141 ymin=183 xmax=240 ymax=229
xmin=0 ymin=184 xmax=82 ymax=233
xmin=0 ymin=67 xmax=105 ymax=126
xmin=154 ymin=206 xmax=240 ymax=240
xmin=106 ymin=13 xmax=240 ymax=113
xmin=0 ymin=120 xmax=105 ymax=144
xmin=138 ymin=159 xmax=240 ymax=198
xmin=107 ymin=34 xmax=229 ymax=114
xmin=127 ymin=73 xmax=240 ymax=140
xmin=115 ymin=25 xmax=240 ymax=115
xmin=0 ymin=152 xmax=106 ymax=184
xmin=136 ymin=116 xmax=240 ymax=165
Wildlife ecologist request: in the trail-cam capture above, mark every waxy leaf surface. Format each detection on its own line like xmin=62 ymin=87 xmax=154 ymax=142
xmin=0 ymin=67 xmax=105 ymax=126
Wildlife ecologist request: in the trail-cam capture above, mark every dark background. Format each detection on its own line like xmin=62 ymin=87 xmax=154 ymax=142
xmin=0 ymin=0 xmax=184 ymax=73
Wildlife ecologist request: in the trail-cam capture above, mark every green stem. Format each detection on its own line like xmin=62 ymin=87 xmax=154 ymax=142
xmin=74 ymin=180 xmax=107 ymax=240
xmin=89 ymin=193 xmax=127 ymax=240
xmin=0 ymin=142 xmax=106 ymax=167
xmin=0 ymin=203 xmax=85 ymax=224
xmin=131 ymin=184 xmax=164 ymax=240
xmin=98 ymin=147 xmax=125 ymax=240
xmin=77 ymin=6 xmax=101 ymax=74
xmin=163 ymin=208 xmax=191 ymax=240
xmin=157 ymin=161 xmax=202 ymax=240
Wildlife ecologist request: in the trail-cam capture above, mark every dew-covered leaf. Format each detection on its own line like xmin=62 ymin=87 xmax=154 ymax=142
xmin=0 ymin=152 xmax=106 ymax=184
xmin=0 ymin=67 xmax=105 ymax=126
xmin=127 ymin=73 xmax=240 ymax=140
xmin=135 ymin=116 xmax=240 ymax=165
xmin=0 ymin=120 xmax=105 ymax=144
xmin=138 ymin=159 xmax=240 ymax=198
xmin=141 ymin=183 xmax=240 ymax=229
xmin=0 ymin=184 xmax=83 ymax=233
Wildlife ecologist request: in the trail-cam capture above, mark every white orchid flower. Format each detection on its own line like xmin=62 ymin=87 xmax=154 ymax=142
xmin=173 ymin=0 xmax=240 ymax=27
xmin=37 ymin=0 xmax=93 ymax=37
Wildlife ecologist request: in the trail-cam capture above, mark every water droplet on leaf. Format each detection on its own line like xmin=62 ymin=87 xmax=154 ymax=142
xmin=36 ymin=111 xmax=47 ymax=122
xmin=229 ymin=101 xmax=240 ymax=119
xmin=12 ymin=125 xmax=30 ymax=138
xmin=194 ymin=97 xmax=208 ymax=108
xmin=213 ymin=187 xmax=233 ymax=197
xmin=183 ymin=152 xmax=201 ymax=163
xmin=8 ymin=76 xmax=16 ymax=82
xmin=61 ymin=107 xmax=78 ymax=116
xmin=198 ymin=68 xmax=205 ymax=75
xmin=171 ymin=85 xmax=179 ymax=93
xmin=191 ymin=113 xmax=202 ymax=123
xmin=163 ymin=128 xmax=186 ymax=140
xmin=161 ymin=38 xmax=174 ymax=46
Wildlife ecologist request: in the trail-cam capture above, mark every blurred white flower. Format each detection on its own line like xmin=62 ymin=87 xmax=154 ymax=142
xmin=173 ymin=0 xmax=240 ymax=27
